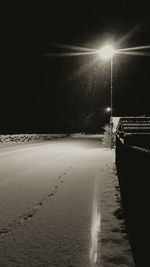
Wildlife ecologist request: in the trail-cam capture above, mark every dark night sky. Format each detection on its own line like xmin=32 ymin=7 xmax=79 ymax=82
xmin=1 ymin=1 xmax=150 ymax=133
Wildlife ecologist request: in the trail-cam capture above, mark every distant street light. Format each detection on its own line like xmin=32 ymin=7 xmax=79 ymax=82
xmin=99 ymin=44 xmax=115 ymax=148
xmin=106 ymin=107 xmax=111 ymax=112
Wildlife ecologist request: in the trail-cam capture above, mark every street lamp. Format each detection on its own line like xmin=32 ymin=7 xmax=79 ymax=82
xmin=98 ymin=44 xmax=115 ymax=147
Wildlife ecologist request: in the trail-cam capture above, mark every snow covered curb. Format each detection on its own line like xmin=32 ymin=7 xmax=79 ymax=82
xmin=0 ymin=134 xmax=69 ymax=144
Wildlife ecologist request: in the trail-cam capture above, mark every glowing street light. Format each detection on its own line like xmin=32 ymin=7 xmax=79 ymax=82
xmin=98 ymin=44 xmax=114 ymax=59
xmin=106 ymin=107 xmax=111 ymax=112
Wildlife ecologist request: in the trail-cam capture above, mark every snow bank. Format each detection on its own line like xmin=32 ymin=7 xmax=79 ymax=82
xmin=0 ymin=134 xmax=69 ymax=144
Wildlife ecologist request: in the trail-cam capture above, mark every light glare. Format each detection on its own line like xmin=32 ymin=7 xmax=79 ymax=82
xmin=106 ymin=107 xmax=111 ymax=112
xmin=99 ymin=45 xmax=114 ymax=59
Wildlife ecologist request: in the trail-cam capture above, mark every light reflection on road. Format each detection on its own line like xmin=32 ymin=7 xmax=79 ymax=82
xmin=90 ymin=177 xmax=101 ymax=266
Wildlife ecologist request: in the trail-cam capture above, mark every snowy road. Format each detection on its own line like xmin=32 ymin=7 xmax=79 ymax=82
xmin=0 ymin=135 xmax=134 ymax=267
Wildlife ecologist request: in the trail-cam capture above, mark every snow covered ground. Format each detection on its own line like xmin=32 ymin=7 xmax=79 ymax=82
xmin=0 ymin=134 xmax=135 ymax=266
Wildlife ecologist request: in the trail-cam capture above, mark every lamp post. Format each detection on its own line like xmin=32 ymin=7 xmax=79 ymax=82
xmin=110 ymin=54 xmax=113 ymax=118
xmin=98 ymin=44 xmax=114 ymax=148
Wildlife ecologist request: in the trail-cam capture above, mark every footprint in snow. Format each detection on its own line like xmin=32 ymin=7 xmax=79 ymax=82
xmin=38 ymin=202 xmax=43 ymax=206
xmin=48 ymin=193 xmax=54 ymax=197
xmin=0 ymin=227 xmax=11 ymax=235
xmin=114 ymin=208 xmax=124 ymax=220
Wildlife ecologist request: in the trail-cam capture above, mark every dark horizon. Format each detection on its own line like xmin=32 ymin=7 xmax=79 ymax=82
xmin=1 ymin=2 xmax=150 ymax=134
